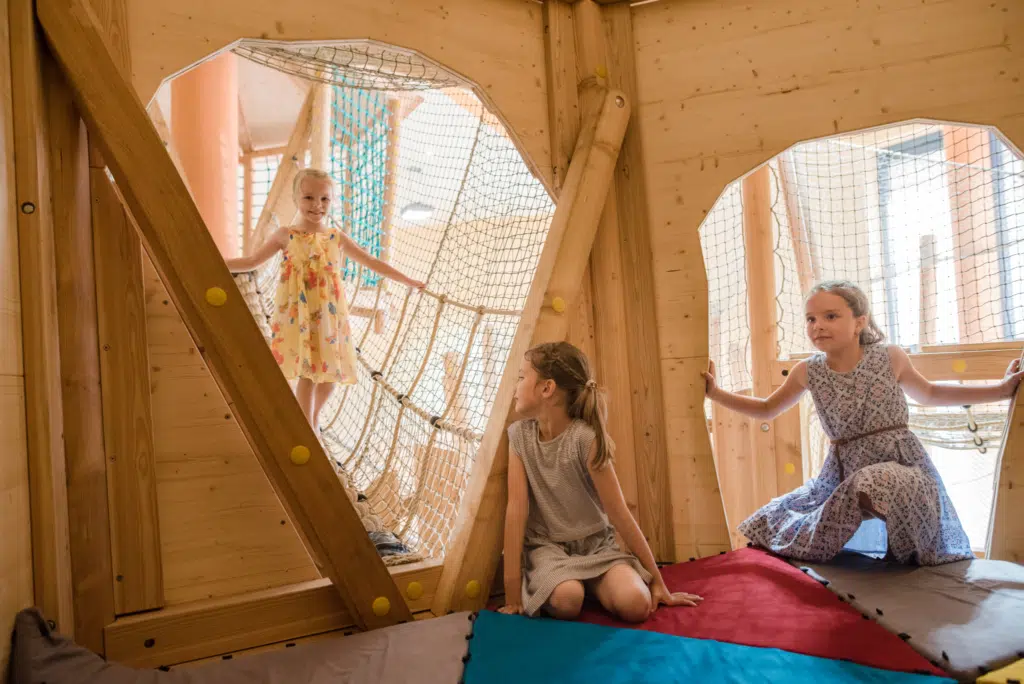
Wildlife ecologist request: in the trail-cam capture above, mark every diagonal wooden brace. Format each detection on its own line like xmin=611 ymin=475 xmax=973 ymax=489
xmin=36 ymin=0 xmax=411 ymax=629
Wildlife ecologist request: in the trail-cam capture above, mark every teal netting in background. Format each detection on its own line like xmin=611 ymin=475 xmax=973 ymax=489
xmin=330 ymin=80 xmax=389 ymax=287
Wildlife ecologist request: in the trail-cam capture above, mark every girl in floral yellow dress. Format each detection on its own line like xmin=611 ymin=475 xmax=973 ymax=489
xmin=228 ymin=169 xmax=424 ymax=430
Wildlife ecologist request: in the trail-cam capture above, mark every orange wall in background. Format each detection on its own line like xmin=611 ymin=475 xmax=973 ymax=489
xmin=171 ymin=52 xmax=239 ymax=257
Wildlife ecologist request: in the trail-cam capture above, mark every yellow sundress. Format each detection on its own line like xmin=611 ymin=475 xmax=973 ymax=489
xmin=270 ymin=229 xmax=358 ymax=384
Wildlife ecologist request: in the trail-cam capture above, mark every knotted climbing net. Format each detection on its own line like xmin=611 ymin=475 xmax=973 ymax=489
xmin=233 ymin=40 xmax=555 ymax=562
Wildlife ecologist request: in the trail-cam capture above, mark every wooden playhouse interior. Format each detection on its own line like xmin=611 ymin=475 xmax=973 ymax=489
xmin=1 ymin=0 xmax=1022 ymax=675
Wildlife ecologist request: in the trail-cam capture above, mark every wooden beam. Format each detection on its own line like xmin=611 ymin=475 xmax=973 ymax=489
xmin=309 ymin=82 xmax=331 ymax=169
xmin=773 ymin=348 xmax=1023 ymax=383
xmin=9 ymin=0 xmax=74 ymax=633
xmin=91 ymin=171 xmax=164 ymax=615
xmin=84 ymin=0 xmax=127 ymax=168
xmin=432 ymin=87 xmax=631 ymax=615
xmin=542 ymin=0 xmax=578 ymax=193
xmin=45 ymin=52 xmax=114 ymax=652
xmin=572 ymin=0 xmax=641 ymax=536
xmin=605 ymin=4 xmax=714 ymax=560
xmin=251 ymin=88 xmax=313 ymax=247
xmin=988 ymin=351 xmax=1024 ymax=563
xmin=742 ymin=164 xmax=780 ymax=509
xmin=237 ymin=96 xmax=253 ymax=154
xmin=37 ymin=0 xmax=411 ymax=630
xmin=241 ymin=156 xmax=253 ymax=255
xmin=104 ymin=561 xmax=443 ymax=668
xmin=776 ymin=152 xmax=816 ymax=294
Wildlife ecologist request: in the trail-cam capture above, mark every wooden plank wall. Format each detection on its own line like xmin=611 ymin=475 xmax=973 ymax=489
xmin=631 ymin=0 xmax=1024 ymax=550
xmin=9 ymin=0 xmax=74 ymax=633
xmin=126 ymin=0 xmax=554 ymax=193
xmin=0 ymin=0 xmax=34 ymax=672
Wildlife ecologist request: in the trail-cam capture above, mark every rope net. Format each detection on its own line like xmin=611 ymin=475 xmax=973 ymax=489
xmin=232 ymin=41 xmax=554 ymax=562
xmin=700 ymin=121 xmax=1024 ymax=548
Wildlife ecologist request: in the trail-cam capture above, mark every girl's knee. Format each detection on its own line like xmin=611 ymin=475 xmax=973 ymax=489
xmin=613 ymin=585 xmax=651 ymax=623
xmin=547 ymin=581 xmax=584 ymax=619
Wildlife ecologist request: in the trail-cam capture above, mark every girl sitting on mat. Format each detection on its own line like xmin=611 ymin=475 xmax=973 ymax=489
xmin=499 ymin=341 xmax=702 ymax=622
xmin=227 ymin=168 xmax=424 ymax=432
xmin=703 ymin=279 xmax=1023 ymax=565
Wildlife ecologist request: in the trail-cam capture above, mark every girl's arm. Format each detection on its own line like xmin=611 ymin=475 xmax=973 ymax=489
xmin=338 ymin=233 xmax=425 ymax=290
xmin=224 ymin=228 xmax=287 ymax=273
xmin=889 ymin=345 xmax=1024 ymax=407
xmin=702 ymin=359 xmax=808 ymax=421
xmin=499 ymin=448 xmax=529 ymax=615
xmin=589 ymin=449 xmax=702 ymax=610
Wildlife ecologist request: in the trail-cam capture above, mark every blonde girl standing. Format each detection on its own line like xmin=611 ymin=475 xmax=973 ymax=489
xmin=227 ymin=168 xmax=424 ymax=430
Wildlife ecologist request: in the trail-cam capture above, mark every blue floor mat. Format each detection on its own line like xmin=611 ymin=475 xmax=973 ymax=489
xmin=463 ymin=611 xmax=955 ymax=684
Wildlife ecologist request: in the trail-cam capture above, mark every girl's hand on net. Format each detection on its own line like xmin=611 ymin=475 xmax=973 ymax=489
xmin=497 ymin=603 xmax=523 ymax=615
xmin=1002 ymin=358 xmax=1024 ymax=397
xmin=408 ymin=279 xmax=426 ymax=290
xmin=650 ymin=581 xmax=703 ymax=610
xmin=701 ymin=360 xmax=718 ymax=398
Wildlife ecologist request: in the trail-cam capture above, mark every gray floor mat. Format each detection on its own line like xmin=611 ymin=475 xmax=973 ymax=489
xmin=790 ymin=553 xmax=1024 ymax=682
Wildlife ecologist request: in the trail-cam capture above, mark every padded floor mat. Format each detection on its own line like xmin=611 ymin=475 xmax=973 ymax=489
xmin=579 ymin=548 xmax=945 ymax=676
xmin=792 ymin=552 xmax=1024 ymax=682
xmin=464 ymin=610 xmax=954 ymax=684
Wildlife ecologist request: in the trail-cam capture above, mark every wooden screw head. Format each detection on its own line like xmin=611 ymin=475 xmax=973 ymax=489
xmin=951 ymin=359 xmax=967 ymax=374
xmin=465 ymin=579 xmax=481 ymax=599
xmin=290 ymin=445 xmax=311 ymax=465
xmin=551 ymin=296 xmax=566 ymax=314
xmin=784 ymin=462 xmax=796 ymax=475
xmin=406 ymin=581 xmax=424 ymax=600
xmin=205 ymin=286 xmax=228 ymax=307
xmin=372 ymin=596 xmax=391 ymax=616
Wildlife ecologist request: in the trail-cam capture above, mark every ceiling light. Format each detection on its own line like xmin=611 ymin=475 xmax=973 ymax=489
xmin=400 ymin=202 xmax=434 ymax=222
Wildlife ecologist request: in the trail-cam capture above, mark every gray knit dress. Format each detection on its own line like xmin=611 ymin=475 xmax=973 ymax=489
xmin=508 ymin=418 xmax=652 ymax=617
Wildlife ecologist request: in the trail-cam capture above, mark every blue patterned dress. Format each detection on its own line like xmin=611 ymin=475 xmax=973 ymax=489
xmin=738 ymin=344 xmax=973 ymax=565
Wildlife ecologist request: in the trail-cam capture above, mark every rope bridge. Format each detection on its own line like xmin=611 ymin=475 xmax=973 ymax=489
xmin=233 ymin=40 xmax=555 ymax=562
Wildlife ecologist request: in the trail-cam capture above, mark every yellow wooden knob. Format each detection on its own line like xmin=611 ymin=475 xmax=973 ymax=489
xmin=205 ymin=286 xmax=227 ymax=306
xmin=784 ymin=462 xmax=796 ymax=476
xmin=551 ymin=296 xmax=566 ymax=314
xmin=406 ymin=581 xmax=423 ymax=600
xmin=595 ymin=65 xmax=608 ymax=79
xmin=952 ymin=359 xmax=968 ymax=374
xmin=290 ymin=445 xmax=311 ymax=465
xmin=372 ymin=596 xmax=390 ymax=616
xmin=465 ymin=579 xmax=481 ymax=599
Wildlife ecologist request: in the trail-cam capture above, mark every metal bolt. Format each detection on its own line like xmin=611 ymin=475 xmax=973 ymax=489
xmin=20 ymin=202 xmax=35 ymax=214
xmin=760 ymin=423 xmax=771 ymax=432
xmin=615 ymin=95 xmax=625 ymax=108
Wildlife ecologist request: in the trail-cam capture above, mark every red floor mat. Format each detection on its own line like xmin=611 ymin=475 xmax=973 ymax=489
xmin=579 ymin=548 xmax=946 ymax=677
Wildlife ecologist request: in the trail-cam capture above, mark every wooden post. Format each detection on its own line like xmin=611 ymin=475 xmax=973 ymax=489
xmin=251 ymin=87 xmax=313 ymax=247
xmin=45 ymin=53 xmax=113 ymax=651
xmin=988 ymin=350 xmax=1024 ymax=563
xmin=38 ymin=0 xmax=412 ymax=629
xmin=571 ymin=0 xmax=642 ymax=540
xmin=241 ymin=155 xmax=253 ymax=255
xmin=542 ymin=0 xmax=579 ymax=193
xmin=83 ymin=0 xmax=163 ymax=616
xmin=742 ymin=165 xmax=780 ymax=508
xmin=9 ymin=0 xmax=74 ymax=632
xmin=432 ymin=87 xmax=631 ymax=615
xmin=606 ymin=5 xmax=713 ymax=559
xmin=920 ymin=234 xmax=937 ymax=346
xmin=777 ymin=152 xmax=817 ymax=294
xmin=309 ymin=82 xmax=331 ymax=170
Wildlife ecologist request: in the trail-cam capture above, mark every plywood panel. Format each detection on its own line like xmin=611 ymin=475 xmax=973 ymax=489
xmin=0 ymin=376 xmax=33 ymax=675
xmin=128 ymin=0 xmax=553 ymax=192
xmin=632 ymin=0 xmax=1023 ymax=545
xmin=144 ymin=257 xmax=319 ymax=605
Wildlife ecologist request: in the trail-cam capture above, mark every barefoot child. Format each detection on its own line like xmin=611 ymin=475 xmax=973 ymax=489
xmin=500 ymin=341 xmax=702 ymax=621
xmin=703 ymin=279 xmax=1023 ymax=565
xmin=227 ymin=168 xmax=424 ymax=431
